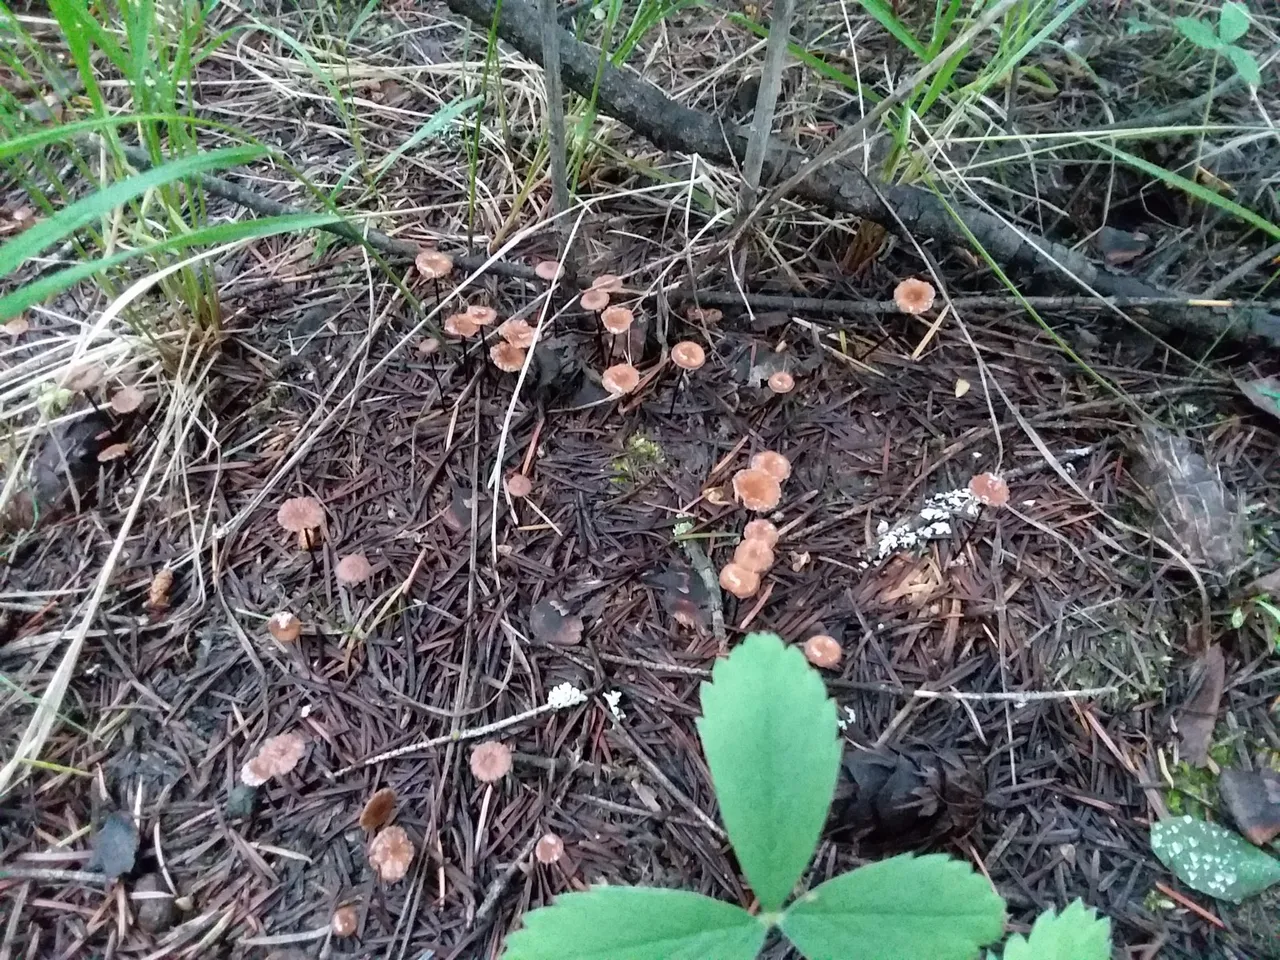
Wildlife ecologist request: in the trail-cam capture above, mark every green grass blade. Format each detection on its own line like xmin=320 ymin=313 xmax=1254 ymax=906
xmin=0 ymin=145 xmax=267 ymax=276
xmin=371 ymin=95 xmax=484 ymax=183
xmin=0 ymin=114 xmax=225 ymax=161
xmin=721 ymin=10 xmax=881 ymax=102
xmin=852 ymin=0 xmax=925 ymax=58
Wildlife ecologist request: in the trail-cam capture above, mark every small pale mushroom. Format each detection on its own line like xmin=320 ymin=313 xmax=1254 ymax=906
xmin=750 ymin=451 xmax=791 ymax=483
xmin=467 ymin=305 xmax=498 ymax=327
xmin=719 ymin=562 xmax=760 ymax=599
xmin=731 ymin=469 xmax=782 ymax=512
xmin=109 ymin=386 xmax=146 ymax=414
xmin=497 ymin=317 xmax=536 ymax=349
xmin=580 ymin=289 xmax=610 ymax=312
xmin=535 ymin=832 xmax=565 ymax=865
xmin=490 ymin=340 xmax=527 ymax=373
xmin=893 ymin=278 xmax=936 ymax=315
xmin=670 ymin=341 xmax=706 ymax=371
xmin=767 ymin=371 xmax=795 ymax=394
xmin=414 ymin=249 xmax=453 ymax=280
xmin=367 ymin=825 xmax=414 ymax=883
xmin=359 ymin=787 xmax=397 ymax=831
xmin=591 ymin=274 xmax=623 ymax=292
xmin=969 ymin=472 xmax=1009 ymax=507
xmin=535 ymin=260 xmax=563 ymax=281
xmin=330 ymin=905 xmax=359 ymax=938
xmin=733 ymin=538 xmax=775 ymax=574
xmin=416 ymin=337 xmax=441 ymax=357
xmin=2 ymin=315 xmax=29 ymax=337
xmin=268 ymin=611 xmax=302 ymax=643
xmin=277 ymin=497 xmax=325 ymax=549
xmin=600 ymin=305 xmax=634 ymax=335
xmin=601 ymin=363 xmax=640 ymax=397
xmin=803 ymin=634 xmax=842 ymax=669
xmin=470 ymin=741 xmax=513 ymax=783
xmin=240 ymin=732 xmax=306 ymax=786
xmin=505 ymin=473 xmax=533 ymax=498
xmin=743 ymin=519 xmax=779 ymax=547
xmin=444 ymin=312 xmax=479 ymax=339
xmin=336 ymin=553 xmax=373 ymax=585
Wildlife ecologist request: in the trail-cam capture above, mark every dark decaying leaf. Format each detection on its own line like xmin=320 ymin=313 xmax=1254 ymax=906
xmin=1 ymin=411 xmax=123 ymax=534
xmin=1236 ymin=375 xmax=1280 ymax=422
xmin=529 ymin=596 xmax=583 ymax=646
xmin=89 ymin=810 xmax=139 ymax=880
xmin=1131 ymin=425 xmax=1244 ymax=572
xmin=1219 ymin=768 xmax=1280 ymax=846
xmin=1096 ymin=225 xmax=1149 ymax=267
xmin=1175 ymin=644 xmax=1224 ymax=767
xmin=133 ymin=873 xmax=176 ymax=933
xmin=828 ymin=746 xmax=986 ymax=852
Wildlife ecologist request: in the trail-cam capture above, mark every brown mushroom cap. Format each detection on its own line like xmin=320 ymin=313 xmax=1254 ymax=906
xmin=490 ymin=340 xmax=527 ymax=373
xmin=335 ymin=553 xmax=373 ymax=585
xmin=767 ymin=371 xmax=795 ymax=394
xmin=470 ymin=741 xmax=513 ymax=783
xmin=359 ymin=787 xmax=397 ymax=831
xmin=268 ymin=611 xmax=302 ymax=643
xmin=600 ymin=305 xmax=634 ymax=334
xmin=803 ymin=634 xmax=842 ymax=669
xmin=733 ymin=538 xmax=775 ymax=574
xmin=417 ymin=337 xmax=441 ymax=357
xmin=535 ymin=832 xmax=565 ymax=864
xmin=367 ymin=825 xmax=415 ymax=883
xmin=601 ymin=363 xmax=640 ymax=397
xmin=109 ymin=385 xmax=147 ymax=414
xmin=444 ymin=312 xmax=479 ymax=338
xmin=670 ymin=341 xmax=706 ymax=371
xmin=277 ymin=497 xmax=324 ymax=533
xmin=415 ymin=249 xmax=454 ymax=280
xmin=591 ymin=274 xmax=623 ymax=292
xmin=535 ymin=259 xmax=563 ymax=281
xmin=240 ymin=732 xmax=306 ymax=786
xmin=719 ymin=562 xmax=760 ymax=599
xmin=732 ymin=469 xmax=782 ymax=512
xmin=743 ymin=519 xmax=779 ymax=547
xmin=580 ymin=289 xmax=610 ymax=312
xmin=893 ymin=278 xmax=936 ymax=315
xmin=968 ymin=472 xmax=1009 ymax=507
xmin=750 ymin=450 xmax=792 ymax=483
xmin=505 ymin=473 xmax=533 ymax=498
xmin=330 ymin=905 xmax=359 ymax=938
xmin=467 ymin=305 xmax=498 ymax=326
xmin=497 ymin=318 xmax=536 ymax=349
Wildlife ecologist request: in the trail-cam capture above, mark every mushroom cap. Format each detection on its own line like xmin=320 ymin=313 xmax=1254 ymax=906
xmin=444 ymin=312 xmax=479 ymax=338
xmin=591 ymin=274 xmax=623 ymax=292
xmin=277 ymin=497 xmax=324 ymax=532
xmin=968 ymin=472 xmax=1009 ymax=507
xmin=803 ymin=634 xmax=842 ymax=669
xmin=414 ymin=249 xmax=454 ymax=280
xmin=535 ymin=832 xmax=565 ymax=864
xmin=240 ymin=732 xmax=306 ymax=786
xmin=580 ymin=289 xmax=610 ymax=312
xmin=601 ymin=363 xmax=640 ymax=397
xmin=330 ymin=905 xmax=359 ymax=938
xmin=359 ymin=787 xmax=397 ymax=831
xmin=732 ymin=469 xmax=782 ymax=512
xmin=416 ymin=337 xmax=440 ymax=357
xmin=505 ymin=473 xmax=533 ymax=498
xmin=600 ymin=305 xmax=634 ymax=334
xmin=743 ymin=519 xmax=779 ymax=547
xmin=893 ymin=277 xmax=936 ymax=315
xmin=109 ymin=385 xmax=146 ymax=414
xmin=467 ymin=304 xmax=498 ymax=326
xmin=535 ymin=259 xmax=563 ymax=281
xmin=497 ymin=317 xmax=536 ymax=349
xmin=268 ymin=611 xmax=302 ymax=643
xmin=670 ymin=341 xmax=706 ymax=371
xmin=767 ymin=371 xmax=795 ymax=394
xmin=733 ymin=538 xmax=775 ymax=574
xmin=470 ymin=741 xmax=513 ymax=783
xmin=367 ymin=825 xmax=415 ymax=883
xmin=719 ymin=562 xmax=760 ymax=599
xmin=490 ymin=340 xmax=527 ymax=373
xmin=335 ymin=553 xmax=373 ymax=585
xmin=750 ymin=450 xmax=791 ymax=483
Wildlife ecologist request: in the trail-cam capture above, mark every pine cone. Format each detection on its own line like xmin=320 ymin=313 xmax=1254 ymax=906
xmin=827 ymin=746 xmax=985 ymax=852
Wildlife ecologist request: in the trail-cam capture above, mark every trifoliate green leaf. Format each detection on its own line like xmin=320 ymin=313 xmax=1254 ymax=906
xmin=1173 ymin=15 xmax=1221 ymax=49
xmin=1217 ymin=2 xmax=1251 ymax=43
xmin=779 ymin=854 xmax=1006 ymax=960
xmin=1151 ymin=816 xmax=1280 ymax=903
xmin=1003 ymin=900 xmax=1110 ymax=960
xmin=696 ymin=631 xmax=840 ymax=912
xmin=1222 ymin=45 xmax=1261 ymax=87
xmin=501 ymin=888 xmax=766 ymax=960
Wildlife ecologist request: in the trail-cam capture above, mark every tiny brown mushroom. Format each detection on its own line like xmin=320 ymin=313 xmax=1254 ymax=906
xmin=467 ymin=304 xmax=498 ymax=327
xmin=359 ymin=787 xmax=397 ymax=831
xmin=330 ymin=904 xmax=359 ymax=938
xmin=803 ymin=634 xmax=842 ymax=669
xmin=505 ymin=473 xmax=533 ymax=498
xmin=336 ymin=553 xmax=373 ymax=585
xmin=743 ymin=519 xmax=779 ymax=547
xmin=96 ymin=442 xmax=130 ymax=463
xmin=109 ymin=385 xmax=146 ymax=414
xmin=268 ymin=611 xmax=302 ymax=643
xmin=600 ymin=305 xmax=634 ymax=335
xmin=767 ymin=371 xmax=795 ymax=394
xmin=580 ymin=289 xmax=610 ymax=312
xmin=444 ymin=312 xmax=479 ymax=339
xmin=591 ymin=274 xmax=623 ymax=292
xmin=893 ymin=278 xmax=936 ymax=315
xmin=670 ymin=341 xmax=706 ymax=371
xmin=968 ymin=472 xmax=1009 ymax=507
xmin=719 ymin=562 xmax=760 ymax=599
xmin=497 ymin=317 xmax=536 ymax=349
xmin=416 ymin=337 xmax=441 ymax=357
xmin=469 ymin=741 xmax=512 ymax=783
xmin=733 ymin=538 xmax=775 ymax=574
xmin=490 ymin=340 xmax=526 ymax=373
xmin=277 ymin=496 xmax=324 ymax=549
xmin=732 ymin=469 xmax=782 ymax=512
xmin=367 ymin=825 xmax=414 ymax=883
xmin=240 ymin=732 xmax=306 ymax=786
xmin=750 ymin=450 xmax=791 ymax=483
xmin=601 ymin=363 xmax=640 ymax=397
xmin=414 ymin=249 xmax=453 ymax=280
xmin=535 ymin=259 xmax=563 ymax=281
xmin=535 ymin=832 xmax=565 ymax=865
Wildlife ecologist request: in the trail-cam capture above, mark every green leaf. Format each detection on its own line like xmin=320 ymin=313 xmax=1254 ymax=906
xmin=1151 ymin=816 xmax=1280 ymax=903
xmin=1003 ymin=900 xmax=1110 ymax=960
xmin=852 ymin=0 xmax=926 ymax=59
xmin=0 ymin=146 xmax=266 ymax=278
xmin=696 ymin=632 xmax=840 ymax=911
xmin=1173 ymin=16 xmax=1222 ymax=49
xmin=1222 ymin=44 xmax=1261 ymax=87
xmin=371 ymin=95 xmax=484 ymax=184
xmin=1217 ymin=2 xmax=1251 ymax=43
xmin=500 ymin=887 xmax=766 ymax=960
xmin=779 ymin=854 xmax=1006 ymax=960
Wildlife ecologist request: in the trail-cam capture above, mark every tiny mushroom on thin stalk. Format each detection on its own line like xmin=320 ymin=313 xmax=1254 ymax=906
xmin=535 ymin=259 xmax=563 ymax=281
xmin=893 ymin=278 xmax=936 ymax=315
xmin=414 ymin=249 xmax=453 ymax=282
xmin=109 ymin=385 xmax=146 ymax=414
xmin=444 ymin=312 xmax=479 ymax=339
xmin=600 ymin=305 xmax=633 ymax=336
xmin=467 ymin=305 xmax=498 ymax=327
xmin=498 ymin=317 xmax=536 ymax=349
xmin=535 ymin=832 xmax=565 ymax=865
xmin=505 ymin=473 xmax=533 ymax=499
xmin=580 ymin=288 xmax=610 ymax=312
xmin=767 ymin=370 xmax=795 ymax=395
xmin=601 ymin=363 xmax=640 ymax=397
xmin=591 ymin=274 xmax=623 ymax=293
xmin=335 ymin=553 xmax=373 ymax=585
xmin=969 ymin=472 xmax=1009 ymax=507
xmin=719 ymin=562 xmax=760 ymax=599
xmin=743 ymin=519 xmax=779 ymax=547
xmin=803 ymin=634 xmax=842 ymax=669
xmin=330 ymin=905 xmax=359 ymax=938
xmin=367 ymin=825 xmax=415 ymax=883
xmin=668 ymin=340 xmax=706 ymax=414
xmin=750 ymin=450 xmax=791 ymax=483
xmin=732 ymin=469 xmax=782 ymax=512
xmin=490 ymin=340 xmax=526 ymax=373
xmin=733 ymin=538 xmax=775 ymax=574
xmin=470 ymin=741 xmax=513 ymax=783
xmin=268 ymin=611 xmax=302 ymax=644
xmin=277 ymin=496 xmax=324 ymax=549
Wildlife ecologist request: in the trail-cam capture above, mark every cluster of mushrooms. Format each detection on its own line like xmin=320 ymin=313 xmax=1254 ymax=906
xmin=717 ymin=450 xmax=793 ymax=601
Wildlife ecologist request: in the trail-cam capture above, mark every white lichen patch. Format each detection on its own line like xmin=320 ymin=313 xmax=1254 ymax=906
xmin=875 ymin=486 xmax=981 ymax=559
xmin=547 ymin=683 xmax=588 ymax=709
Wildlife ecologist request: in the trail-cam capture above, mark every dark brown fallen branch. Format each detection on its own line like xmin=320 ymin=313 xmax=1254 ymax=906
xmin=442 ymin=0 xmax=1280 ymax=346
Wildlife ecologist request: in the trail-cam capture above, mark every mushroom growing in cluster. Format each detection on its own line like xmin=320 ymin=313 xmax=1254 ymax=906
xmin=893 ymin=277 xmax=936 ymax=315
xmin=719 ymin=563 xmax=760 ymax=600
xmin=336 ymin=553 xmax=373 ymax=586
xmin=490 ymin=340 xmax=526 ymax=374
xmin=668 ymin=340 xmax=706 ymax=415
xmin=732 ymin=469 xmax=781 ymax=513
xmin=414 ymin=249 xmax=453 ymax=306
xmin=535 ymin=259 xmax=563 ymax=281
xmin=750 ymin=450 xmax=791 ymax=483
xmin=497 ymin=317 xmax=536 ymax=350
xmin=803 ymin=634 xmax=842 ymax=669
xmin=268 ymin=611 xmax=302 ymax=644
xmin=367 ymin=825 xmax=414 ymax=883
xmin=240 ymin=732 xmax=306 ymax=786
xmin=277 ymin=497 xmax=324 ymax=549
xmin=601 ymin=363 xmax=640 ymax=397
xmin=444 ymin=311 xmax=479 ymax=340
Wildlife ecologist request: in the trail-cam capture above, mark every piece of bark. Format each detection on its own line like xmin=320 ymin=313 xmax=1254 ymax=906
xmin=1175 ymin=645 xmax=1225 ymax=767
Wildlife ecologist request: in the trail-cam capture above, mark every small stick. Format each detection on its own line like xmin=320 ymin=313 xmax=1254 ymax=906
xmin=667 ymin=370 xmax=686 ymax=417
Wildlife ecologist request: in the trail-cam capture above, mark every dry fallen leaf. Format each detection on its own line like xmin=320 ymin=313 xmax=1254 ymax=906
xmin=1219 ymin=768 xmax=1280 ymax=846
xmin=953 ymin=378 xmax=970 ymax=398
xmin=147 ymin=568 xmax=174 ymax=611
xmin=529 ymin=596 xmax=583 ymax=646
xmin=240 ymin=732 xmax=306 ymax=786
xmin=1175 ymin=644 xmax=1224 ymax=767
xmin=359 ymin=787 xmax=397 ymax=831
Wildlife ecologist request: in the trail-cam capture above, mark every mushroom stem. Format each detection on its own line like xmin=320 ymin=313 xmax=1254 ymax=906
xmin=667 ymin=370 xmax=686 ymax=417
